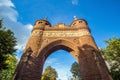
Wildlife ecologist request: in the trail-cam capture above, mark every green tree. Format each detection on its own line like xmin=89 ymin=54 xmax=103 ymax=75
xmin=102 ymin=37 xmax=120 ymax=80
xmin=0 ymin=19 xmax=17 ymax=70
xmin=42 ymin=66 xmax=58 ymax=80
xmin=0 ymin=54 xmax=17 ymax=80
xmin=70 ymin=62 xmax=80 ymax=80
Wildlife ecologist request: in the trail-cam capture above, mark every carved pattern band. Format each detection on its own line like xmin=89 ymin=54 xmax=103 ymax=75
xmin=32 ymin=30 xmax=90 ymax=37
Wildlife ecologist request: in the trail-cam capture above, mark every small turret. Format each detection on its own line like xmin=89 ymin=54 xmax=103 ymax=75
xmin=33 ymin=19 xmax=51 ymax=31
xmin=70 ymin=18 xmax=88 ymax=29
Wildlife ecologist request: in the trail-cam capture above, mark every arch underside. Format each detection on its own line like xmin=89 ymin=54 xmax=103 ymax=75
xmin=38 ymin=39 xmax=79 ymax=61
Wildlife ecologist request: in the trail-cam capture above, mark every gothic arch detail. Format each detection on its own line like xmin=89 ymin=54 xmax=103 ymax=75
xmin=38 ymin=39 xmax=79 ymax=61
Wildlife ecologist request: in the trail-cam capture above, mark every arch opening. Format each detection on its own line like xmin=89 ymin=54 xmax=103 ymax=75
xmin=38 ymin=39 xmax=79 ymax=61
xmin=41 ymin=49 xmax=81 ymax=80
xmin=38 ymin=39 xmax=81 ymax=80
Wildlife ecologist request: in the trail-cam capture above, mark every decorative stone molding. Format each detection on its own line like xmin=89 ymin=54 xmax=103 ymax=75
xmin=31 ymin=29 xmax=90 ymax=37
xmin=31 ymin=30 xmax=43 ymax=36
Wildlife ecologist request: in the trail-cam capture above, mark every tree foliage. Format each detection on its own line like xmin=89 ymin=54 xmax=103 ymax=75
xmin=102 ymin=37 xmax=120 ymax=80
xmin=42 ymin=66 xmax=58 ymax=80
xmin=0 ymin=54 xmax=17 ymax=80
xmin=0 ymin=19 xmax=17 ymax=70
xmin=70 ymin=62 xmax=80 ymax=79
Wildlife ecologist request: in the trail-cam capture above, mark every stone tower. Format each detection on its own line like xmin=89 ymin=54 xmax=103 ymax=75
xmin=13 ymin=18 xmax=112 ymax=80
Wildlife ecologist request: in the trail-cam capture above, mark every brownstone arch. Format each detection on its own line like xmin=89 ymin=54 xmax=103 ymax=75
xmin=39 ymin=39 xmax=79 ymax=57
xmin=13 ymin=18 xmax=112 ymax=80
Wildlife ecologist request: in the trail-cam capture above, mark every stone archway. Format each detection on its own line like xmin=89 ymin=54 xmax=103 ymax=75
xmin=13 ymin=18 xmax=112 ymax=80
xmin=38 ymin=39 xmax=79 ymax=61
xmin=38 ymin=39 xmax=80 ymax=79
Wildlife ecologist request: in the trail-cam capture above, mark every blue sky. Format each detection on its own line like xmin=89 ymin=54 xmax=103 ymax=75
xmin=0 ymin=0 xmax=120 ymax=79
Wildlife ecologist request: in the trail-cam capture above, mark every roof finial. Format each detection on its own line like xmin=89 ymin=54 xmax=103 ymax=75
xmin=44 ymin=17 xmax=48 ymax=20
xmin=74 ymin=16 xmax=77 ymax=20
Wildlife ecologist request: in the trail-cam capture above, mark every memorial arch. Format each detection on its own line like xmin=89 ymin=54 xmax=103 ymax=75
xmin=13 ymin=18 xmax=112 ymax=80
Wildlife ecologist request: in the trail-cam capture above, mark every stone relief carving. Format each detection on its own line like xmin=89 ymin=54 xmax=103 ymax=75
xmin=31 ymin=28 xmax=90 ymax=38
xmin=32 ymin=30 xmax=43 ymax=36
xmin=43 ymin=30 xmax=90 ymax=37
xmin=43 ymin=39 xmax=49 ymax=43
xmin=73 ymin=38 xmax=79 ymax=44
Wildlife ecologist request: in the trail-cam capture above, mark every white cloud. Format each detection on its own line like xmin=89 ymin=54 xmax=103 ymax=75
xmin=72 ymin=0 xmax=79 ymax=5
xmin=26 ymin=24 xmax=33 ymax=30
xmin=0 ymin=6 xmax=18 ymax=22
xmin=0 ymin=0 xmax=15 ymax=7
xmin=56 ymin=67 xmax=72 ymax=80
xmin=0 ymin=0 xmax=33 ymax=56
xmin=45 ymin=58 xmax=58 ymax=64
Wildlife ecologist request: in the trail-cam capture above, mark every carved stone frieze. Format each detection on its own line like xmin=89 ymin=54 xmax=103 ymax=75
xmin=31 ymin=29 xmax=90 ymax=37
xmin=43 ymin=30 xmax=90 ymax=37
xmin=31 ymin=30 xmax=43 ymax=36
